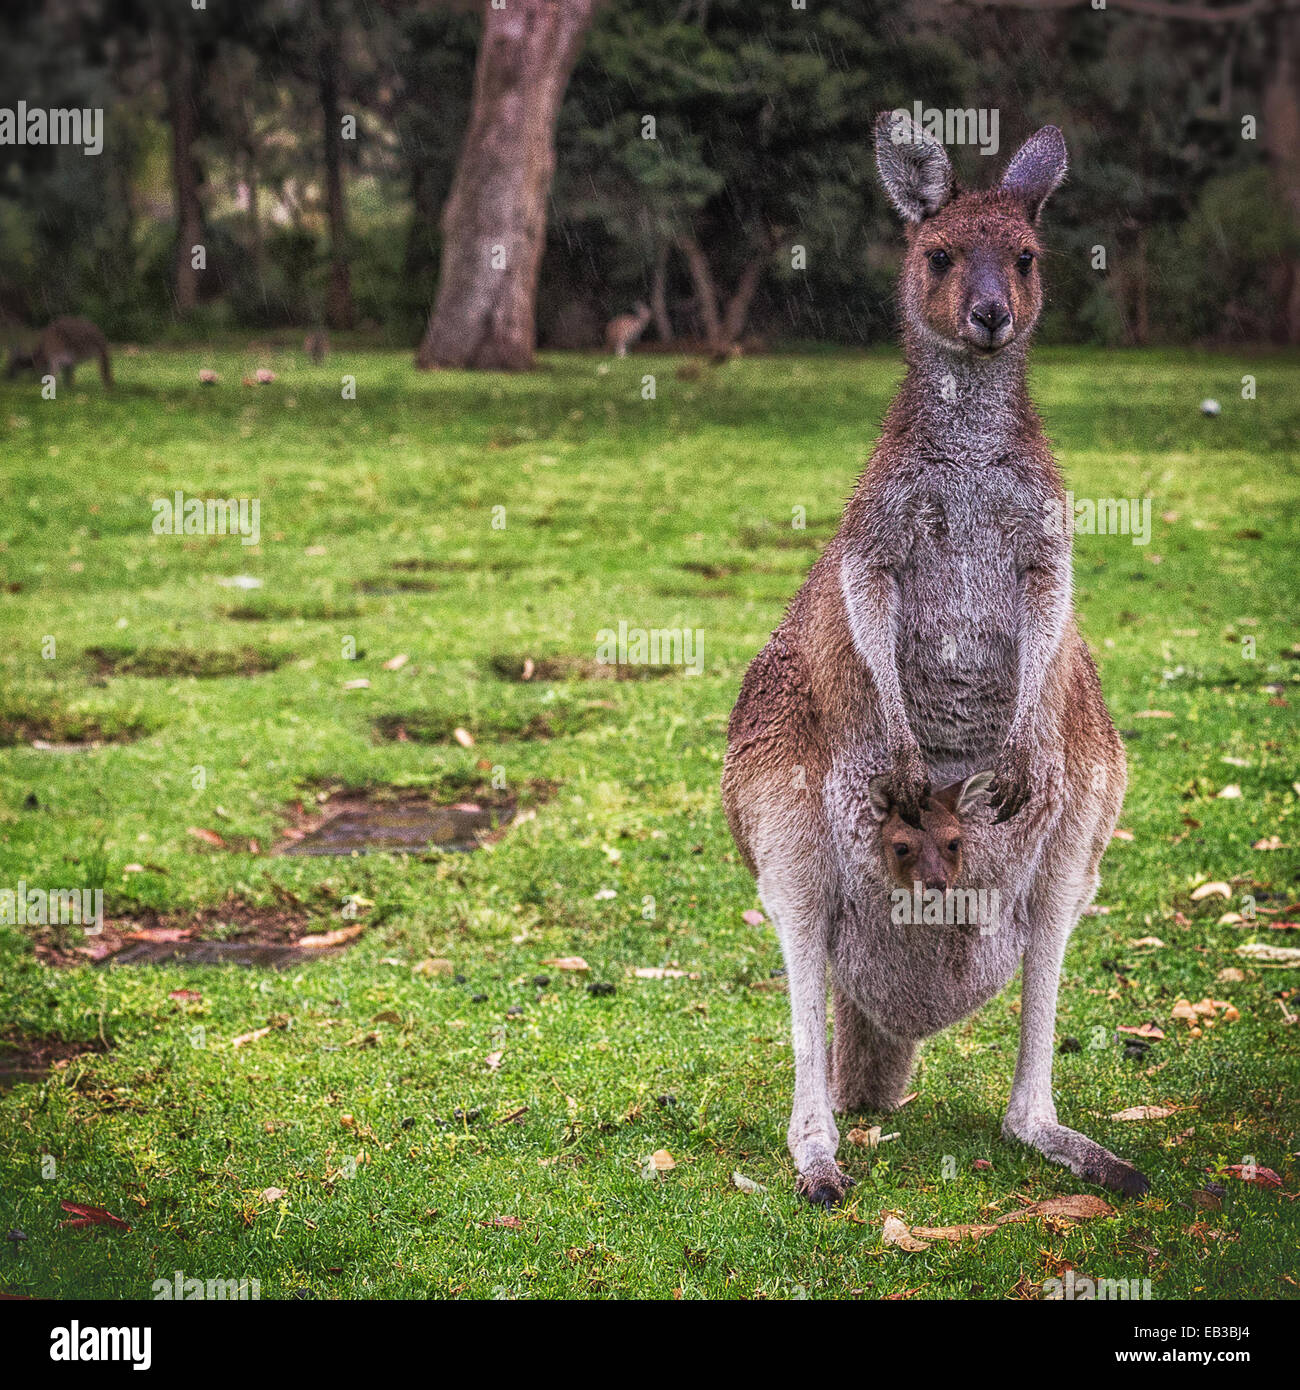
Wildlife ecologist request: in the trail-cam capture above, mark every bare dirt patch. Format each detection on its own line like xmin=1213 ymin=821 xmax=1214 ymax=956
xmin=355 ymin=577 xmax=440 ymax=595
xmin=374 ymin=703 xmax=610 ymax=744
xmin=225 ymin=600 xmax=362 ymax=622
xmin=85 ymin=645 xmax=288 ymax=679
xmin=487 ymin=653 xmax=677 ymax=682
xmin=0 ymin=695 xmax=152 ymax=749
xmin=0 ymin=1035 xmax=108 ymax=1089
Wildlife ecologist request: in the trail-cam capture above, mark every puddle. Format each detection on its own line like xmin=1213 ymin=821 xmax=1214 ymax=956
xmin=0 ymin=1036 xmax=107 ymax=1090
xmin=0 ymin=696 xmax=151 ymax=749
xmin=487 ymin=654 xmax=676 ymax=682
xmin=85 ymin=645 xmax=288 ymax=678
xmin=279 ymin=793 xmax=514 ymax=856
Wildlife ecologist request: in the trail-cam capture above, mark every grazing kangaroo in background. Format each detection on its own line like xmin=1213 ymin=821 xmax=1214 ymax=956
xmin=605 ymin=301 xmax=652 ymax=357
xmin=304 ymin=329 xmax=330 ymax=363
xmin=722 ymin=114 xmax=1144 ymax=1208
xmin=6 ymin=316 xmax=112 ymax=388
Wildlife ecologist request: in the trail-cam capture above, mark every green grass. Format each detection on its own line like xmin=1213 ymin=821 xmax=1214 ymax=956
xmin=0 ymin=345 xmax=1297 ymax=1300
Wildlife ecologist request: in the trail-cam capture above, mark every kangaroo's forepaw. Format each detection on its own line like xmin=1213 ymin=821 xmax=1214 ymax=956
xmin=796 ymin=1161 xmax=855 ymax=1211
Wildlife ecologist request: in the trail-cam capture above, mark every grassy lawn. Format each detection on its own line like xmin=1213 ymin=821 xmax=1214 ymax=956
xmin=0 ymin=344 xmax=1296 ymax=1300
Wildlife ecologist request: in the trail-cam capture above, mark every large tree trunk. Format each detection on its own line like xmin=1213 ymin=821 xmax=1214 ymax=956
xmin=675 ymin=232 xmax=722 ymax=349
xmin=320 ymin=11 xmax=354 ymax=331
xmin=417 ymin=0 xmax=598 ymax=370
xmin=1263 ymin=9 xmax=1300 ymax=343
xmin=166 ymin=36 xmax=203 ymax=317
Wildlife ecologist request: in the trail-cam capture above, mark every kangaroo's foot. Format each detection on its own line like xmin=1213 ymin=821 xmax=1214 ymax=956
xmin=793 ymin=1142 xmax=855 ymax=1211
xmin=1003 ymin=1113 xmax=1149 ymax=1197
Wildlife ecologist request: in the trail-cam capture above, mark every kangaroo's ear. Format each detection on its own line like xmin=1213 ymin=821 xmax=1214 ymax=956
xmin=867 ymin=775 xmax=894 ymax=821
xmin=934 ymin=770 xmax=995 ymax=817
xmin=1000 ymin=125 xmax=1068 ymax=221
xmin=874 ymin=110 xmax=953 ymax=223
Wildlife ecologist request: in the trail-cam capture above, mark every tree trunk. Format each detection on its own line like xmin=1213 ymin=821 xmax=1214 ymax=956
xmin=166 ymin=36 xmax=203 ymax=317
xmin=720 ymin=236 xmax=782 ymax=347
xmin=675 ymin=232 xmax=722 ymax=348
xmin=1263 ymin=9 xmax=1300 ymax=343
xmin=320 ymin=16 xmax=354 ymax=330
xmin=650 ymin=240 xmax=672 ymax=342
xmin=417 ymin=0 xmax=598 ymax=370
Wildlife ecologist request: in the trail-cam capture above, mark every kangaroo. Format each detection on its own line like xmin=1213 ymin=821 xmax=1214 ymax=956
xmin=722 ymin=114 xmax=1143 ymax=1209
xmin=6 ymin=316 xmax=112 ymax=388
xmin=304 ymin=330 xmax=330 ymax=363
xmin=605 ymin=301 xmax=652 ymax=358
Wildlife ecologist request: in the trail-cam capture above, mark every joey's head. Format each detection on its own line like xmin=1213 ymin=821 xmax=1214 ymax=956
xmin=868 ymin=771 xmax=993 ymax=892
xmin=874 ymin=113 xmax=1067 ymax=359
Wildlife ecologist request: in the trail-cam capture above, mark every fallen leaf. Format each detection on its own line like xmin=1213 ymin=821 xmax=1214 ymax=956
xmin=909 ymin=1193 xmax=1114 ymax=1245
xmin=485 ymin=1215 xmax=524 ymax=1229
xmin=1216 ymin=784 xmax=1242 ymax=799
xmin=186 ymin=826 xmax=225 ymax=847
xmin=732 ymin=1172 xmax=765 ymax=1194
xmin=541 ymin=956 xmax=589 ymax=972
xmin=232 ymin=1026 xmax=272 ymax=1049
xmin=1132 ymin=710 xmax=1174 ymax=719
xmin=296 ymin=922 xmax=365 ymax=950
xmin=742 ymin=909 xmax=765 ymax=926
xmin=382 ymin=653 xmax=409 ymax=671
xmin=1236 ymin=942 xmax=1300 ymax=965
xmin=521 ymin=657 xmax=535 ymax=681
xmin=452 ymin=727 xmax=474 ymax=747
xmin=1110 ymin=1105 xmax=1176 ymax=1121
xmin=485 ymin=1050 xmax=504 ymax=1072
xmin=882 ymin=1214 xmax=931 ymax=1251
xmin=341 ymin=678 xmax=370 ymax=690
xmin=632 ymin=966 xmax=696 ymax=980
xmin=848 ymin=1126 xmax=882 ymax=1148
xmin=1112 ymin=828 xmax=1135 ymax=841
xmin=59 ymin=1201 xmax=130 ymax=1232
xmin=1118 ymin=1022 xmax=1165 ymax=1040
xmin=415 ymin=957 xmax=454 ymax=976
xmin=1191 ymin=881 xmax=1231 ymax=901
xmin=1130 ymin=937 xmax=1166 ymax=949
xmin=1215 ymin=1165 xmax=1283 ymax=1188
xmin=1216 ymin=967 xmax=1245 ymax=983
xmin=168 ymin=989 xmax=202 ymax=1003
xmin=648 ymin=1149 xmax=676 ymax=1171
xmin=260 ymin=1187 xmax=287 ymax=1203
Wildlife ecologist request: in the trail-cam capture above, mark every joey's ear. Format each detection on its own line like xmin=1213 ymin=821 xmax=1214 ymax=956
xmin=874 ymin=110 xmax=953 ymax=223
xmin=1000 ymin=125 xmax=1068 ymax=221
xmin=934 ymin=770 xmax=995 ymax=817
xmin=867 ymin=775 xmax=894 ymax=821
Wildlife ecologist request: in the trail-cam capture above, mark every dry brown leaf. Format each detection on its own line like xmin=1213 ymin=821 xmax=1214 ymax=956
xmin=1191 ymin=881 xmax=1231 ymax=901
xmin=649 ymin=1149 xmax=676 ymax=1171
xmin=1132 ymin=710 xmax=1174 ymax=719
xmin=232 ymin=1026 xmax=272 ymax=1049
xmin=1118 ymin=1022 xmax=1165 ymax=1040
xmin=485 ymin=1050 xmax=504 ymax=1072
xmin=1110 ymin=1105 xmax=1176 ymax=1121
xmin=186 ymin=826 xmax=225 ymax=847
xmin=382 ymin=653 xmax=409 ymax=671
xmin=260 ymin=1187 xmax=287 ymax=1203
xmin=542 ymin=956 xmax=589 ymax=972
xmin=882 ymin=1214 xmax=931 ymax=1251
xmin=1112 ymin=828 xmax=1135 ymax=842
xmin=1237 ymin=942 xmax=1300 ymax=964
xmin=297 ymin=922 xmax=365 ymax=950
xmin=1130 ymin=936 xmax=1166 ymax=949
xmin=452 ymin=727 xmax=474 ymax=747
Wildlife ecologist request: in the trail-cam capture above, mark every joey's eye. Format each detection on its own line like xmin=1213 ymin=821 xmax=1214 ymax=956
xmin=928 ymin=249 xmax=952 ymax=271
xmin=947 ymin=839 xmax=961 ymax=854
xmin=1016 ymin=251 xmax=1035 ymax=276
xmin=893 ymin=843 xmax=910 ymax=858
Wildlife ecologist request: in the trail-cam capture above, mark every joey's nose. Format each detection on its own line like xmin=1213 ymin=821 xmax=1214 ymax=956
xmin=969 ymin=300 xmax=1011 ymax=336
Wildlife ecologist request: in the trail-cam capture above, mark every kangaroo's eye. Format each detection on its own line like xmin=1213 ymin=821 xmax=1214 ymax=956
xmin=893 ymin=843 xmax=910 ymax=858
xmin=928 ymin=249 xmax=952 ymax=271
xmin=947 ymin=839 xmax=961 ymax=854
xmin=1016 ymin=251 xmax=1035 ymax=276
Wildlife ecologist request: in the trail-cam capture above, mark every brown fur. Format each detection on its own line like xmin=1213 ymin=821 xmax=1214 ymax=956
xmin=722 ymin=117 xmax=1146 ymax=1209
xmin=605 ymin=302 xmax=651 ymax=357
xmin=7 ymin=316 xmax=112 ymax=388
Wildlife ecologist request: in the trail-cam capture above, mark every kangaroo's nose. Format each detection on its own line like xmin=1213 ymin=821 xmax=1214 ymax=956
xmin=969 ymin=300 xmax=1011 ymax=335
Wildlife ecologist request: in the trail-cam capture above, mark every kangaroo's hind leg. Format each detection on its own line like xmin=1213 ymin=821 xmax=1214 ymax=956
xmin=830 ymin=985 xmax=917 ymax=1114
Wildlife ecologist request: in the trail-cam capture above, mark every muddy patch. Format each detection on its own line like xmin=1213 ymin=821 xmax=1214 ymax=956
xmin=737 ymin=523 xmax=832 ymax=551
xmin=374 ymin=703 xmax=610 ymax=744
xmin=487 ymin=653 xmax=677 ymax=683
xmin=276 ymin=783 xmax=533 ymax=857
xmin=0 ymin=1035 xmax=108 ymax=1089
xmin=0 ymin=696 xmax=152 ymax=749
xmin=356 ymin=577 xmax=440 ymax=596
xmin=85 ymin=645 xmax=288 ymax=679
xmin=225 ymin=600 xmax=362 ymax=622
xmin=394 ymin=557 xmax=517 ymax=575
xmin=48 ymin=901 xmax=357 ymax=970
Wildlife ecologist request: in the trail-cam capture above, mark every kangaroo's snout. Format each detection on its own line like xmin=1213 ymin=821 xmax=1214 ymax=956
xmin=967 ymin=298 xmax=1012 ymax=350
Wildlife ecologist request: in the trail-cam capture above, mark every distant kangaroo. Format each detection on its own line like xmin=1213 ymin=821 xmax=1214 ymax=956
xmin=6 ymin=316 xmax=112 ymax=389
xmin=605 ymin=301 xmax=651 ymax=357
xmin=304 ymin=329 xmax=330 ymax=363
xmin=722 ymin=115 xmax=1143 ymax=1208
